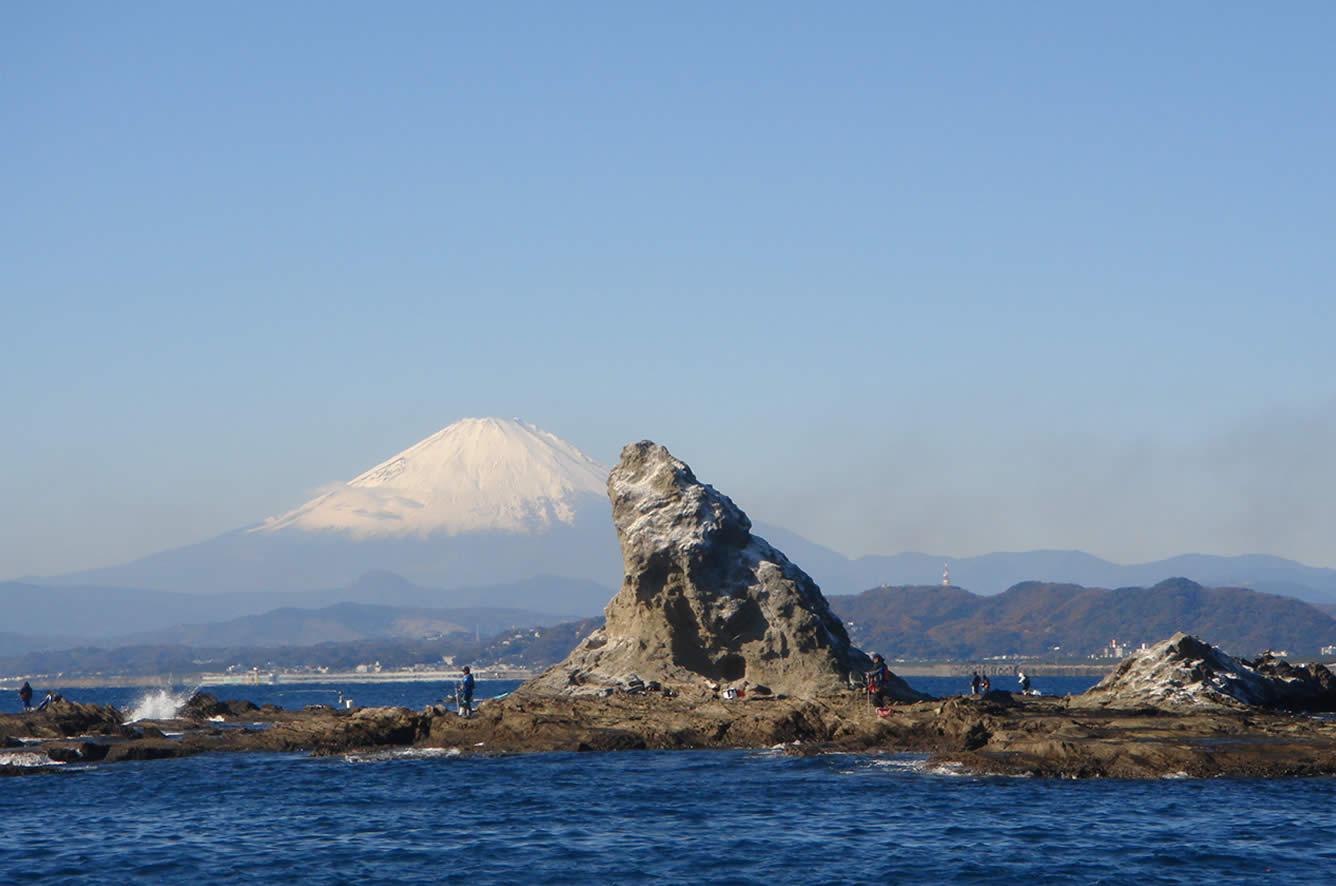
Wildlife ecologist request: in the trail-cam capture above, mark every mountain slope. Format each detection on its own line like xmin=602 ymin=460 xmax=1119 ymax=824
xmin=0 ymin=572 xmax=614 ymax=648
xmin=750 ymin=537 xmax=1336 ymax=605
xmin=255 ymin=417 xmax=609 ymax=537
xmin=41 ymin=418 xmax=622 ymax=595
xmin=830 ymin=578 xmax=1336 ymax=659
xmin=111 ymin=601 xmax=573 ymax=648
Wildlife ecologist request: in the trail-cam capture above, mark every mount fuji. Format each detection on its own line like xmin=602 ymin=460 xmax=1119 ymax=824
xmin=254 ymin=417 xmax=611 ymax=538
xmin=40 ymin=418 xmax=624 ymax=613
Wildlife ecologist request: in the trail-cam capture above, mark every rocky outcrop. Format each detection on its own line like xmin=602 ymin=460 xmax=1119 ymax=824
xmin=0 ymin=697 xmax=132 ymax=743
xmin=182 ymin=693 xmax=262 ymax=719
xmin=10 ymin=683 xmax=1336 ymax=779
xmin=526 ymin=441 xmax=919 ymax=700
xmin=1242 ymin=651 xmax=1336 ymax=711
xmin=1080 ymin=632 xmax=1336 ymax=712
xmin=258 ymin=705 xmax=429 ymax=755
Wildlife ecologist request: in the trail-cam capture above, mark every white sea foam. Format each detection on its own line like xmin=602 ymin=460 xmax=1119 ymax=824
xmin=124 ymin=687 xmax=193 ymax=723
xmin=869 ymin=756 xmax=972 ymax=777
xmin=343 ymin=747 xmax=463 ymax=763
xmin=0 ymin=751 xmax=61 ymax=767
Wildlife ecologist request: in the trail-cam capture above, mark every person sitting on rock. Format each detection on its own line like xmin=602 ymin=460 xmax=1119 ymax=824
xmin=980 ymin=675 xmax=991 ymax=694
xmin=457 ymin=666 xmax=475 ymax=718
xmin=1018 ymin=671 xmax=1031 ymax=695
xmin=866 ymin=654 xmax=894 ymax=707
xmin=35 ymin=690 xmax=56 ymax=711
xmin=19 ymin=681 xmax=32 ymax=711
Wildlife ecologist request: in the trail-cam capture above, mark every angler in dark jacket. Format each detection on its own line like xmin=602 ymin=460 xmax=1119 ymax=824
xmin=866 ymin=654 xmax=894 ymax=706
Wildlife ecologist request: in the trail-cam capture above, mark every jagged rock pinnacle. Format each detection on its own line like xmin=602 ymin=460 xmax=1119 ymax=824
xmin=526 ymin=440 xmax=920 ymax=699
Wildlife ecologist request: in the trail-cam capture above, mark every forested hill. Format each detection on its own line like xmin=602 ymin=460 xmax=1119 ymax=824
xmin=827 ymin=578 xmax=1336 ymax=660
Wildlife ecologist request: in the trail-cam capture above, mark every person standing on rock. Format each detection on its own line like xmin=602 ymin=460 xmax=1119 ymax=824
xmin=1018 ymin=671 xmax=1031 ymax=695
xmin=866 ymin=654 xmax=894 ymax=707
xmin=970 ymin=672 xmax=982 ymax=696
xmin=19 ymin=681 xmax=33 ymax=710
xmin=457 ymin=666 xmax=475 ymax=718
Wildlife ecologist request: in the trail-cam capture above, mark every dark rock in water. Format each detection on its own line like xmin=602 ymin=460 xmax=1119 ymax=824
xmin=261 ymin=706 xmax=428 ymax=755
xmin=1243 ymin=650 xmax=1336 ymax=711
xmin=43 ymin=741 xmax=111 ymax=763
xmin=183 ymin=693 xmax=227 ymax=718
xmin=526 ymin=440 xmax=923 ymax=700
xmin=1082 ymin=632 xmax=1336 ymax=712
xmin=183 ymin=693 xmax=263 ymax=719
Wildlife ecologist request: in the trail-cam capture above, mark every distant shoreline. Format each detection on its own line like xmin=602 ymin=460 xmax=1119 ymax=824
xmin=197 ymin=668 xmax=538 ymax=686
xmin=4 ymin=663 xmax=1117 ymax=689
xmin=1 ymin=668 xmax=539 ymax=689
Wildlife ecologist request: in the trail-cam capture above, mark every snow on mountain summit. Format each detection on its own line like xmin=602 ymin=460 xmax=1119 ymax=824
xmin=253 ymin=418 xmax=611 ymax=537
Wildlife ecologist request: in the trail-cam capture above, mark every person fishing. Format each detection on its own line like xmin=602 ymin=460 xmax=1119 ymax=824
xmin=866 ymin=654 xmax=894 ymax=707
xmin=19 ymin=681 xmax=33 ymax=711
xmin=457 ymin=666 xmax=475 ymax=718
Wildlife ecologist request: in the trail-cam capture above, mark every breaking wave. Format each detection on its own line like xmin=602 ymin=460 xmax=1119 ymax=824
xmin=124 ymin=687 xmax=196 ymax=723
xmin=0 ymin=750 xmax=60 ymax=768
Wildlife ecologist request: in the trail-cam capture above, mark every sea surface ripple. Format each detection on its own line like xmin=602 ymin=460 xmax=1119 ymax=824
xmin=4 ymin=748 xmax=1336 ymax=884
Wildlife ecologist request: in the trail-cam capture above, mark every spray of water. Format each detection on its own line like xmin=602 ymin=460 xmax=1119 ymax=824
xmin=123 ymin=686 xmax=199 ymax=724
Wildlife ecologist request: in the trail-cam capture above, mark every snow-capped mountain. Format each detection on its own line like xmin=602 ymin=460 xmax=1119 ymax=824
xmin=42 ymin=418 xmax=624 ymax=604
xmin=254 ymin=417 xmax=610 ymax=537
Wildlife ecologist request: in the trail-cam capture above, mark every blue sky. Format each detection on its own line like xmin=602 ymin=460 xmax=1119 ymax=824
xmin=4 ymin=3 xmax=1334 ymax=578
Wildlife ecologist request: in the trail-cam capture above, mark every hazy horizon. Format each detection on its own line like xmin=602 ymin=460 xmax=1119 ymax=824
xmin=5 ymin=5 xmax=1334 ymax=579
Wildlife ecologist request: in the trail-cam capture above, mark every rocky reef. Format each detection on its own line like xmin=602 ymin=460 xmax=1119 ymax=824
xmin=8 ymin=439 xmax=1336 ymax=779
xmin=524 ymin=441 xmax=922 ymax=702
xmin=1083 ymin=631 xmax=1336 ymax=712
xmin=10 ymin=650 xmax=1336 ymax=778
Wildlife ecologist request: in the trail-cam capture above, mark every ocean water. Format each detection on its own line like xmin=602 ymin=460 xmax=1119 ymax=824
xmin=8 ymin=674 xmax=1334 ymax=883
xmin=5 ymin=748 xmax=1336 ymax=884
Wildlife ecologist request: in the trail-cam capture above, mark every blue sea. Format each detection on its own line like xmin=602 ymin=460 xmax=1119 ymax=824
xmin=5 ymin=675 xmax=1335 ymax=884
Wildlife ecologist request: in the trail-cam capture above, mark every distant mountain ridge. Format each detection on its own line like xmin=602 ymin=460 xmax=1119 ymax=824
xmin=829 ymin=578 xmax=1336 ymax=660
xmin=113 ymin=601 xmax=573 ymax=649
xmin=755 ymin=527 xmax=1336 ymax=605
xmin=13 ymin=417 xmax=1336 ymax=611
xmin=0 ymin=572 xmax=609 ymax=651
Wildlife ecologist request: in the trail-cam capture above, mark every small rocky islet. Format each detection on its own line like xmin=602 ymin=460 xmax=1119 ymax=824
xmin=7 ymin=441 xmax=1336 ymax=778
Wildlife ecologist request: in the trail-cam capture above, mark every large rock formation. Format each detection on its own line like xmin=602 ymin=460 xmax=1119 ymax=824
xmin=525 ymin=441 xmax=919 ymax=699
xmin=1081 ymin=632 xmax=1336 ymax=712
